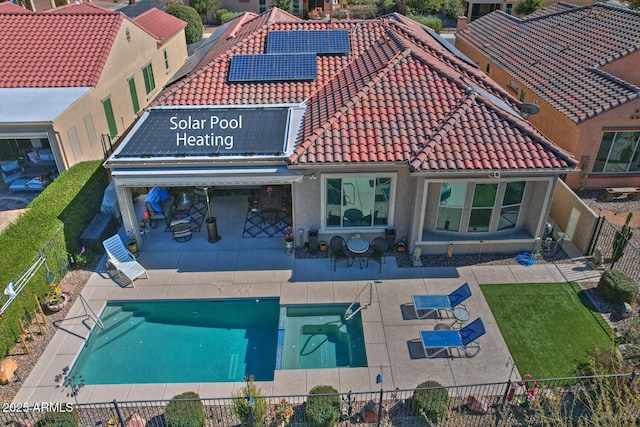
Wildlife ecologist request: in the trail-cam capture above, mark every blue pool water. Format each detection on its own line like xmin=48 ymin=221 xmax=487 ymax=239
xmin=72 ymin=300 xmax=367 ymax=385
xmin=72 ymin=299 xmax=280 ymax=384
xmin=282 ymin=304 xmax=367 ymax=369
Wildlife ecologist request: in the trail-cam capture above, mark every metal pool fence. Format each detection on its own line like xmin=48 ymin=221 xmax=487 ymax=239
xmin=2 ymin=373 xmax=638 ymax=426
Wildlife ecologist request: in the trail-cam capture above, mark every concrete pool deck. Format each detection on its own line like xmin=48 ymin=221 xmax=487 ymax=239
xmin=13 ymin=234 xmax=601 ymax=403
xmin=12 ymin=193 xmax=602 ymax=403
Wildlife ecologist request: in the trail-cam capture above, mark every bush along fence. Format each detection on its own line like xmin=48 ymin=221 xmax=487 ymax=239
xmin=2 ymin=373 xmax=638 ymax=426
xmin=589 ymin=216 xmax=640 ymax=284
xmin=0 ymin=160 xmax=109 ymax=359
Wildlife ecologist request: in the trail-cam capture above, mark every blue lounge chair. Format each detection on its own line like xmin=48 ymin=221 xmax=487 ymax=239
xmin=420 ymin=318 xmax=486 ymax=358
xmin=412 ymin=282 xmax=471 ymax=319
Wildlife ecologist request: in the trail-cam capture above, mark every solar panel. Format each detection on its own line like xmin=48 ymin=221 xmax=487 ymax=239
xmin=228 ymin=53 xmax=317 ymax=82
xmin=266 ymin=30 xmax=351 ymax=54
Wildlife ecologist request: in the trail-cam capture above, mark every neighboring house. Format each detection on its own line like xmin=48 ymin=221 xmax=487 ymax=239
xmin=455 ymin=2 xmax=640 ymax=190
xmin=104 ymin=9 xmax=577 ymax=255
xmin=0 ymin=2 xmax=187 ymax=185
xmin=214 ymin=0 xmax=344 ymax=18
xmin=461 ymin=0 xmax=594 ymax=22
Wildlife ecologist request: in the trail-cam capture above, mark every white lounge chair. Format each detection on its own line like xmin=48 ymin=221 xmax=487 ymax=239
xmin=102 ymin=235 xmax=148 ymax=287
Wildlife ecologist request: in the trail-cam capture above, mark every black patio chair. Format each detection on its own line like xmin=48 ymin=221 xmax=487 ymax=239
xmin=366 ymin=236 xmax=387 ymax=272
xmin=344 ymin=208 xmax=363 ymax=226
xmin=330 ymin=236 xmax=352 ymax=271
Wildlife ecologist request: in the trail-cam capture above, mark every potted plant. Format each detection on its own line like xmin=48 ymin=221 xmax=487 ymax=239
xmin=126 ymin=230 xmax=138 ymax=254
xmin=43 ymin=284 xmax=69 ymax=313
xmin=319 ymin=241 xmax=328 ymax=252
xmin=284 ymin=228 xmax=295 ymax=255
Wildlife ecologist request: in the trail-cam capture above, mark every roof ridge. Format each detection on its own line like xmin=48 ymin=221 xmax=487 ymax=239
xmin=409 ymin=91 xmax=476 ymax=171
xmin=290 ymin=39 xmax=410 ymax=164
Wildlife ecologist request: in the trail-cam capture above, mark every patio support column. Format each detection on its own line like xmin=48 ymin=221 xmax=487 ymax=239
xmin=114 ymin=182 xmax=141 ymax=248
xmin=407 ymin=176 xmax=427 ymax=253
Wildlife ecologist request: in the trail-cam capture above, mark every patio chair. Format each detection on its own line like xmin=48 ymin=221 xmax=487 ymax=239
xmin=420 ymin=318 xmax=486 ymax=358
xmin=412 ymin=282 xmax=471 ymax=319
xmin=344 ymin=208 xmax=363 ymax=226
xmin=102 ymin=234 xmax=148 ymax=288
xmin=170 ymin=218 xmax=192 ymax=242
xmin=330 ymin=236 xmax=352 ymax=270
xmin=366 ymin=236 xmax=387 ymax=272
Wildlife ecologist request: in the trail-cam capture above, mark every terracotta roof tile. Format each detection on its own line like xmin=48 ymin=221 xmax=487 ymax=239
xmin=133 ymin=8 xmax=187 ymax=46
xmin=0 ymin=3 xmax=122 ymax=87
xmin=152 ymin=12 xmax=577 ymax=172
xmin=457 ymin=2 xmax=640 ymax=124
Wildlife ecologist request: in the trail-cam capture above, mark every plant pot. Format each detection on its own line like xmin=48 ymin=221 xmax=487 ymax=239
xmin=285 ymin=240 xmax=294 ymax=256
xmin=44 ymin=293 xmax=70 ymax=313
xmin=319 ymin=242 xmax=327 ymax=252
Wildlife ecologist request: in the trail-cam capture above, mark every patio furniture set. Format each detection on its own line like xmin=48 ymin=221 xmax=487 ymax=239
xmin=330 ymin=235 xmax=387 ymax=272
xmin=144 ymin=187 xmax=208 ymax=242
xmin=1 ymin=150 xmax=58 ymax=192
xmin=411 ymin=282 xmax=487 ymax=359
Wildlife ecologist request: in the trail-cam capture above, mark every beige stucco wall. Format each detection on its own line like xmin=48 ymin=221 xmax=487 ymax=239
xmin=549 ymin=179 xmax=598 ymax=254
xmin=51 ymin=21 xmax=187 ymax=169
xmin=291 ymin=166 xmax=414 ymax=246
xmin=600 ymin=50 xmax=640 ymax=87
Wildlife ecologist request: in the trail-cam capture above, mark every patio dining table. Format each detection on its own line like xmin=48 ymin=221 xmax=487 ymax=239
xmin=259 ymin=186 xmax=282 ymax=223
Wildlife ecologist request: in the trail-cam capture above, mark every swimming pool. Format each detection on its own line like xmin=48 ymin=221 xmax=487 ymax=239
xmin=71 ymin=299 xmax=367 ymax=384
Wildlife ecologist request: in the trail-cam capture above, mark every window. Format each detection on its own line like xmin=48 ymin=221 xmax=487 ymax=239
xmin=468 ymin=183 xmax=497 ymax=232
xmin=163 ymin=49 xmax=169 ymax=71
xmin=102 ymin=98 xmax=117 ymax=137
xmin=325 ymin=176 xmax=391 ymax=228
xmin=293 ymin=0 xmax=299 ymax=13
xmin=128 ymin=77 xmax=140 ymax=114
xmin=142 ymin=63 xmax=155 ymax=94
xmin=485 ymin=63 xmax=490 ymax=74
xmin=498 ymin=181 xmax=525 ymax=230
xmin=519 ymin=89 xmax=526 ymax=102
xmin=436 ymin=182 xmax=467 ymax=231
xmin=259 ymin=0 xmax=266 ymax=13
xmin=593 ymin=131 xmax=640 ymax=173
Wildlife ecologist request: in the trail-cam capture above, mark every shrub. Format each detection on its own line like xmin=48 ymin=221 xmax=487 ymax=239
xmin=164 ymin=391 xmax=206 ymax=427
xmin=382 ymin=0 xmax=395 ymax=13
xmin=305 ymin=385 xmax=341 ymax=427
xmin=514 ymin=0 xmax=543 ymax=15
xmin=220 ymin=11 xmax=243 ymax=23
xmin=408 ymin=15 xmax=443 ymax=33
xmin=270 ymin=0 xmax=292 ymax=11
xmin=215 ymin=8 xmax=229 ymax=22
xmin=411 ymin=380 xmax=449 ymax=425
xmin=34 ymin=407 xmax=79 ymax=427
xmin=444 ymin=0 xmax=464 ymax=18
xmin=232 ymin=376 xmax=268 ymax=427
xmin=165 ymin=4 xmax=203 ymax=45
xmin=0 ymin=160 xmax=107 ymax=360
xmin=598 ymin=270 xmax=639 ymax=306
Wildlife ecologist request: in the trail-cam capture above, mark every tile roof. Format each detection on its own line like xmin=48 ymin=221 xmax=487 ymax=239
xmin=456 ymin=2 xmax=640 ymax=124
xmin=0 ymin=3 xmax=123 ymax=88
xmin=0 ymin=2 xmax=29 ymax=12
xmin=152 ymin=12 xmax=577 ymax=172
xmin=133 ymin=8 xmax=187 ymax=46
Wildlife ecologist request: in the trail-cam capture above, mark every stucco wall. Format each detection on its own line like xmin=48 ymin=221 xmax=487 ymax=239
xmin=549 ymin=179 xmax=598 ymax=254
xmin=600 ymin=50 xmax=640 ymax=87
xmin=52 ymin=22 xmax=187 ymax=168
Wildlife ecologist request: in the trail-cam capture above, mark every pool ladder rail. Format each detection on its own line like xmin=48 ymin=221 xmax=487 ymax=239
xmin=345 ymin=281 xmax=374 ymax=321
xmin=79 ymin=294 xmax=104 ymax=330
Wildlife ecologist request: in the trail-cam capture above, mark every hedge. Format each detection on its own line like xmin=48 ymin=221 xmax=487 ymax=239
xmin=0 ymin=160 xmax=109 ymax=359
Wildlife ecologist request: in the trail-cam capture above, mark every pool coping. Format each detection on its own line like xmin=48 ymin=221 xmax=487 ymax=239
xmin=13 ymin=244 xmax=598 ymax=403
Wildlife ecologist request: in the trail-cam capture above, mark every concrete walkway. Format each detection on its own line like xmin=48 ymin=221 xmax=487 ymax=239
xmin=13 ymin=223 xmax=600 ymax=403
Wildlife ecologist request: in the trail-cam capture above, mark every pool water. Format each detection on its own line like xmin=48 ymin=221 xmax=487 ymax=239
xmin=281 ymin=304 xmax=367 ymax=369
xmin=72 ymin=300 xmax=367 ymax=385
xmin=72 ymin=299 xmax=279 ymax=384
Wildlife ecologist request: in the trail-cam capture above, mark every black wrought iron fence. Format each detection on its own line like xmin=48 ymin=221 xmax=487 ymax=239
xmin=2 ymin=373 xmax=637 ymax=427
xmin=589 ymin=217 xmax=640 ymax=283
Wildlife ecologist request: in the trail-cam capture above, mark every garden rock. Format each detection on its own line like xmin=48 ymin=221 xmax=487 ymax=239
xmin=125 ymin=413 xmax=146 ymax=427
xmin=467 ymin=395 xmax=489 ymax=413
xmin=0 ymin=358 xmax=18 ymax=385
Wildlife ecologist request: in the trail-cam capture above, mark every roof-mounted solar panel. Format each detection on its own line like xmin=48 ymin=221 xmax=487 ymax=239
xmin=228 ymin=53 xmax=317 ymax=82
xmin=266 ymin=30 xmax=351 ymax=54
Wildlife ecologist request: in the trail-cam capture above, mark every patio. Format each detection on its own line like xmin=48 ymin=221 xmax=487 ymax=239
xmin=11 ymin=195 xmax=602 ymax=403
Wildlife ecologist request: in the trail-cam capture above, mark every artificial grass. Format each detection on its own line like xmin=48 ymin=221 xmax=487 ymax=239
xmin=480 ymin=282 xmax=613 ymax=379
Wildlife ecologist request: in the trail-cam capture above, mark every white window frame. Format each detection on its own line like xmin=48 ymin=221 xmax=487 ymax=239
xmin=321 ymin=172 xmax=396 ymax=231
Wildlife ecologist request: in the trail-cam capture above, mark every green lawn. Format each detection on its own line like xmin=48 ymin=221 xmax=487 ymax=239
xmin=480 ymin=282 xmax=613 ymax=379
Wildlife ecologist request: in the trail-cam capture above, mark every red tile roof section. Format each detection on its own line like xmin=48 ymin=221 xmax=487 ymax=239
xmin=0 ymin=2 xmax=30 ymax=12
xmin=133 ymin=8 xmax=187 ymax=46
xmin=0 ymin=3 xmax=122 ymax=88
xmin=456 ymin=2 xmax=640 ymax=124
xmin=153 ymin=12 xmax=577 ymax=172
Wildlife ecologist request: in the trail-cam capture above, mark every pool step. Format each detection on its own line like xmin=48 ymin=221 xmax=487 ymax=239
xmin=90 ymin=316 xmax=145 ymax=350
xmin=86 ymin=307 xmax=145 ymax=350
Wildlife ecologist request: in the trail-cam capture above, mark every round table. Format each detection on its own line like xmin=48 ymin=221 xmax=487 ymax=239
xmin=347 ymin=237 xmax=369 ymax=269
xmin=452 ymin=307 xmax=470 ymax=327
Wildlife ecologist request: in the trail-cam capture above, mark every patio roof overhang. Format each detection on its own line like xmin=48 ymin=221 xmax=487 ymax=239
xmin=110 ymin=166 xmax=304 ymax=186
